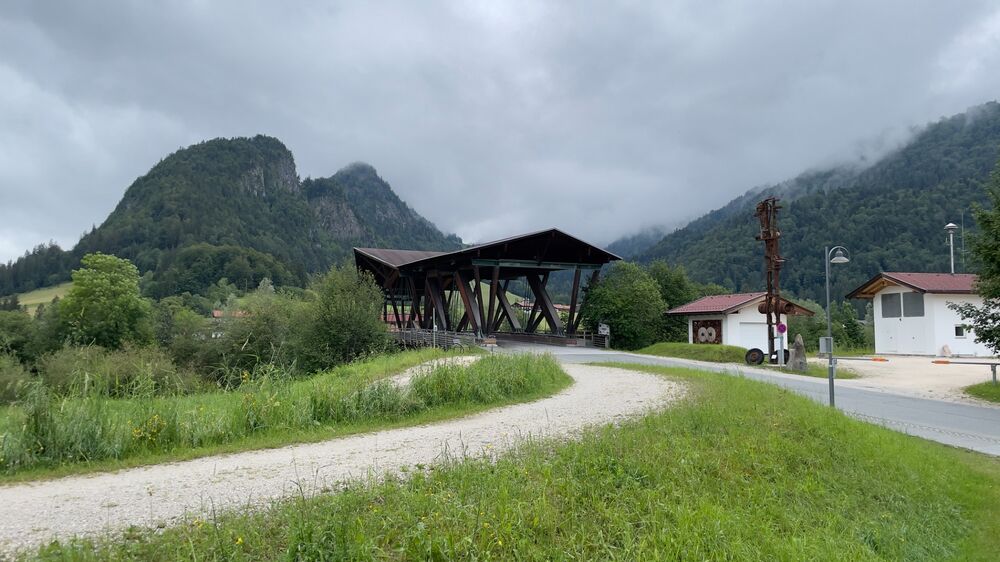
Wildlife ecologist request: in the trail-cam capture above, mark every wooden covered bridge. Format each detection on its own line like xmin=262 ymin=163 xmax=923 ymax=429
xmin=353 ymin=228 xmax=620 ymax=342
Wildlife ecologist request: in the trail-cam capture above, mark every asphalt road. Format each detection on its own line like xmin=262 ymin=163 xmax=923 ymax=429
xmin=500 ymin=344 xmax=1000 ymax=457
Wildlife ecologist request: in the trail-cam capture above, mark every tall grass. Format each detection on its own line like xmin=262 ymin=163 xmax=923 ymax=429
xmin=33 ymin=363 xmax=1000 ymax=561
xmin=0 ymin=351 xmax=568 ymax=477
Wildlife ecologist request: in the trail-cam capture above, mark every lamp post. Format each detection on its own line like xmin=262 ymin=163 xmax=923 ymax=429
xmin=945 ymin=222 xmax=958 ymax=274
xmin=825 ymin=246 xmax=850 ymax=407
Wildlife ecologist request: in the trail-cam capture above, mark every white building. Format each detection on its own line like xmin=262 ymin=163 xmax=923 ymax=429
xmin=847 ymin=272 xmax=992 ymax=357
xmin=666 ymin=292 xmax=814 ymax=353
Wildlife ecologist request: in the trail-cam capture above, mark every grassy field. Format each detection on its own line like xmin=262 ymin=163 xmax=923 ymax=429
xmin=33 ymin=363 xmax=1000 ymax=560
xmin=637 ymin=341 xmax=747 ymax=363
xmin=965 ymin=381 xmax=1000 ymax=403
xmin=13 ymin=282 xmax=72 ymax=315
xmin=0 ymin=350 xmax=570 ymax=483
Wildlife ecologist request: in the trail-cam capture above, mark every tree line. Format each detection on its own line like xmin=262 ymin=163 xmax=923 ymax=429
xmin=0 ymin=252 xmax=388 ymax=402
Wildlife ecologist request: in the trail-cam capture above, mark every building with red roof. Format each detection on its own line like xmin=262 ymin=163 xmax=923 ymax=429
xmin=666 ymin=292 xmax=813 ymax=352
xmin=848 ymin=272 xmax=989 ymax=356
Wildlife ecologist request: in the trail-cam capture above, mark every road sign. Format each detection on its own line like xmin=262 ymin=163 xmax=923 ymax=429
xmin=777 ymin=322 xmax=787 ymax=334
xmin=598 ymin=323 xmax=610 ymax=336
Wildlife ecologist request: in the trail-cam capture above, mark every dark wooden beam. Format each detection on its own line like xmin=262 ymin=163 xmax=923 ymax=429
xmin=527 ymin=273 xmax=562 ymax=334
xmin=427 ymin=275 xmax=451 ymax=331
xmin=473 ymin=265 xmax=486 ymax=335
xmin=486 ymin=266 xmax=499 ymax=336
xmin=454 ymin=271 xmax=482 ymax=335
xmin=572 ymin=269 xmax=601 ymax=334
xmin=526 ymin=297 xmax=541 ymax=333
xmin=388 ymin=278 xmax=403 ymax=331
xmin=423 ymin=280 xmax=434 ymax=329
xmin=567 ymin=269 xmax=581 ymax=335
xmin=407 ymin=277 xmax=422 ymax=328
xmin=495 ymin=280 xmax=522 ymax=332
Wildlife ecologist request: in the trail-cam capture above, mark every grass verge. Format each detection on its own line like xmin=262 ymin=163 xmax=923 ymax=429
xmin=0 ymin=350 xmax=570 ymax=483
xmin=637 ymin=342 xmax=859 ymax=379
xmin=637 ymin=341 xmax=747 ymax=363
xmin=757 ymin=362 xmax=860 ymax=380
xmin=965 ymin=380 xmax=1000 ymax=403
xmin=31 ymin=363 xmax=1000 ymax=561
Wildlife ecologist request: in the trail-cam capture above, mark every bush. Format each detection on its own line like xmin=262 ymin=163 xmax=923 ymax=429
xmin=211 ymin=287 xmax=305 ymax=378
xmin=36 ymin=345 xmax=202 ymax=398
xmin=0 ymin=354 xmax=31 ymax=404
xmin=0 ymin=310 xmax=35 ymax=363
xmin=294 ymin=266 xmax=388 ymax=373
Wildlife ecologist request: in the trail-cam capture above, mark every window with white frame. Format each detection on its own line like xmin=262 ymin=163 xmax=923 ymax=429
xmin=955 ymin=325 xmax=967 ymax=338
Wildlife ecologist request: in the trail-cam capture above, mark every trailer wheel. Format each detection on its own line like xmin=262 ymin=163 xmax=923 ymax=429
xmin=745 ymin=348 xmax=765 ymax=365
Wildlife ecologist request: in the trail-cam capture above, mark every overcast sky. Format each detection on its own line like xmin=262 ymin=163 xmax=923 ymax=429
xmin=3 ymin=1 xmax=1000 ymax=262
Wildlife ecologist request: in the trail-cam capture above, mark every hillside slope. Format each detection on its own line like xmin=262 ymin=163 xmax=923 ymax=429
xmin=641 ymin=101 xmax=1000 ymax=304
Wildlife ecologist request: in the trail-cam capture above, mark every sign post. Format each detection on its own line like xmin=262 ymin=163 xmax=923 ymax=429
xmin=776 ymin=322 xmax=787 ymax=367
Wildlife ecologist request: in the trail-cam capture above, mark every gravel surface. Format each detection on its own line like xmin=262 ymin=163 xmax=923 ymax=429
xmin=0 ymin=363 xmax=683 ymax=555
xmin=811 ymin=355 xmax=1000 ymax=404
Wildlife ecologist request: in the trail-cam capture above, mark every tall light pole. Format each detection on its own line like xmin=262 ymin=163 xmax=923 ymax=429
xmin=945 ymin=222 xmax=958 ymax=274
xmin=825 ymin=246 xmax=850 ymax=407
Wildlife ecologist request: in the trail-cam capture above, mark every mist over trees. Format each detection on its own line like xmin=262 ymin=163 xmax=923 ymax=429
xmin=637 ymin=102 xmax=1000 ymax=307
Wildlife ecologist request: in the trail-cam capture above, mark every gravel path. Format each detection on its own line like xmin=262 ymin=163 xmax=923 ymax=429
xmin=0 ymin=363 xmax=683 ymax=555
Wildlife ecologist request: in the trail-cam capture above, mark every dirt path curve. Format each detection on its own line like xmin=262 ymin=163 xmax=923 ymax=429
xmin=0 ymin=364 xmax=683 ymax=555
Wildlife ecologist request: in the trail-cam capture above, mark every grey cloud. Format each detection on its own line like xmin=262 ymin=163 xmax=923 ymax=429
xmin=2 ymin=0 xmax=1000 ymax=262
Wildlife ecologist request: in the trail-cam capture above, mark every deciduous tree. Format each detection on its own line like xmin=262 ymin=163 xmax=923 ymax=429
xmin=60 ymin=253 xmax=153 ymax=349
xmin=952 ymin=160 xmax=1000 ymax=353
xmin=581 ymin=262 xmax=666 ymax=350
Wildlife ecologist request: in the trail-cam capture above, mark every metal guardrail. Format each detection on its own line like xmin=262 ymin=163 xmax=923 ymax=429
xmin=931 ymin=359 xmax=1000 ymax=385
xmin=393 ymin=329 xmax=477 ymax=350
xmin=392 ymin=328 xmax=609 ymax=350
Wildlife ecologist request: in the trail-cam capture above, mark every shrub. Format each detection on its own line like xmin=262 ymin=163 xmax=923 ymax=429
xmin=294 ymin=266 xmax=388 ymax=373
xmin=211 ymin=288 xmax=305 ymax=377
xmin=0 ymin=310 xmax=35 ymax=363
xmin=36 ymin=345 xmax=202 ymax=398
xmin=0 ymin=353 xmax=32 ymax=404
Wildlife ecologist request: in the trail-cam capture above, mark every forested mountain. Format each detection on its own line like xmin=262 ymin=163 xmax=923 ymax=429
xmin=606 ymin=226 xmax=670 ymax=259
xmin=304 ymin=163 xmax=463 ymax=251
xmin=639 ymin=101 xmax=1000 ymax=306
xmin=0 ymin=135 xmax=460 ymax=297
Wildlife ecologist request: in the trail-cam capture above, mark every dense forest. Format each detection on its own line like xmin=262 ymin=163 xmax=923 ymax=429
xmin=0 ymin=135 xmax=461 ymax=298
xmin=635 ymin=101 xmax=1000 ymax=306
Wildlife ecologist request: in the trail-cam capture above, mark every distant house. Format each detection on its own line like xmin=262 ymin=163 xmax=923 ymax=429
xmin=209 ymin=309 xmax=250 ymax=339
xmin=847 ymin=272 xmax=991 ymax=356
xmin=666 ymin=292 xmax=813 ymax=351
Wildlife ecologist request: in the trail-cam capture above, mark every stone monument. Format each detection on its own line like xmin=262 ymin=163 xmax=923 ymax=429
xmin=787 ymin=334 xmax=808 ymax=372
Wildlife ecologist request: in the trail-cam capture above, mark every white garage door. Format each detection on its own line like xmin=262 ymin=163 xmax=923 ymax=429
xmin=739 ymin=322 xmax=768 ymax=350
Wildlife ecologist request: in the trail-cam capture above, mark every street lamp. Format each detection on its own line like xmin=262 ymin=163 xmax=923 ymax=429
xmin=825 ymin=246 xmax=850 ymax=407
xmin=945 ymin=222 xmax=958 ymax=274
